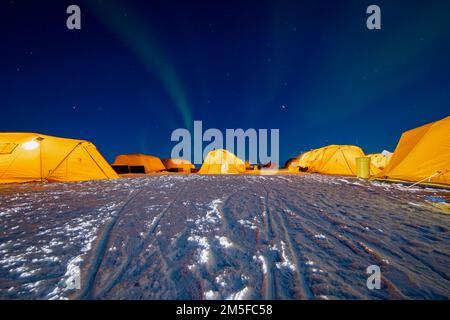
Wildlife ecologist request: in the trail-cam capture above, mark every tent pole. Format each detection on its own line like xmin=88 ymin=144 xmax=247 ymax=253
xmin=40 ymin=139 xmax=43 ymax=181
xmin=83 ymin=145 xmax=110 ymax=179
xmin=46 ymin=142 xmax=82 ymax=179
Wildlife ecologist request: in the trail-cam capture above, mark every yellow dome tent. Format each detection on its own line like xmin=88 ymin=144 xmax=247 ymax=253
xmin=112 ymin=154 xmax=165 ymax=173
xmin=285 ymin=158 xmax=301 ymax=172
xmin=367 ymin=153 xmax=392 ymax=173
xmin=162 ymin=158 xmax=195 ymax=173
xmin=298 ymin=145 xmax=378 ymax=176
xmin=297 ymin=149 xmax=321 ymax=171
xmin=376 ymin=116 xmax=450 ymax=186
xmin=198 ymin=149 xmax=246 ymax=174
xmin=0 ymin=133 xmax=119 ymax=183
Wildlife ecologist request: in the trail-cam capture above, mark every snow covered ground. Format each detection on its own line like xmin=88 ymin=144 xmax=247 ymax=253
xmin=0 ymin=174 xmax=449 ymax=300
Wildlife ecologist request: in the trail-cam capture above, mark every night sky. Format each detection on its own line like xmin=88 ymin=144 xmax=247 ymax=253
xmin=1 ymin=0 xmax=449 ymax=165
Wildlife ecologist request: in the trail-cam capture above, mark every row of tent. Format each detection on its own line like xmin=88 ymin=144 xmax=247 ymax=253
xmin=285 ymin=116 xmax=449 ymax=186
xmin=112 ymin=150 xmax=247 ymax=174
xmin=0 ymin=116 xmax=448 ymax=186
xmin=0 ymin=134 xmax=241 ymax=183
xmin=0 ymin=133 xmax=198 ymax=183
xmin=112 ymin=154 xmax=194 ymax=174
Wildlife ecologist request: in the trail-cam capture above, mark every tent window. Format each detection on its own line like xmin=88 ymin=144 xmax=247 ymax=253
xmin=111 ymin=165 xmax=146 ymax=174
xmin=129 ymin=166 xmax=145 ymax=174
xmin=112 ymin=165 xmax=130 ymax=174
xmin=0 ymin=143 xmax=18 ymax=155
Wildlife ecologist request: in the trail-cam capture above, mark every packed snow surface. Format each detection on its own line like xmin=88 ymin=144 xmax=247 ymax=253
xmin=0 ymin=174 xmax=449 ymax=299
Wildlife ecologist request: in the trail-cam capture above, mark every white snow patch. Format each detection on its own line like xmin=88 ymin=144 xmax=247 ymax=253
xmin=46 ymin=255 xmax=82 ymax=299
xmin=188 ymin=235 xmax=211 ymax=265
xmin=408 ymin=202 xmax=424 ymax=207
xmin=215 ymin=275 xmax=227 ymax=287
xmin=198 ymin=248 xmax=210 ymax=264
xmin=41 ymin=246 xmax=53 ymax=254
xmin=45 ymin=208 xmax=110 ymax=299
xmin=204 ymin=290 xmax=220 ymax=300
xmin=205 ymin=199 xmax=223 ymax=224
xmin=19 ymin=268 xmax=40 ymax=278
xmin=146 ymin=216 xmax=160 ymax=229
xmin=268 ymin=243 xmax=278 ymax=252
xmin=215 ymin=236 xmax=233 ymax=248
xmin=192 ymin=199 xmax=224 ymax=231
xmin=11 ymin=266 xmax=28 ymax=275
xmin=64 ymin=256 xmax=82 ymax=287
xmin=275 ymin=241 xmax=295 ymax=271
xmin=24 ymin=280 xmax=44 ymax=291
xmin=238 ymin=219 xmax=257 ymax=230
xmin=226 ymin=286 xmax=250 ymax=300
xmin=253 ymin=255 xmax=268 ymax=274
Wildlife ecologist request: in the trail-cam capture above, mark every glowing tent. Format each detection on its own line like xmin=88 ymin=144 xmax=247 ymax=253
xmin=298 ymin=145 xmax=377 ymax=176
xmin=376 ymin=116 xmax=450 ymax=186
xmin=112 ymin=154 xmax=165 ymax=174
xmin=198 ymin=149 xmax=246 ymax=174
xmin=0 ymin=133 xmax=119 ymax=183
xmin=162 ymin=158 xmax=195 ymax=173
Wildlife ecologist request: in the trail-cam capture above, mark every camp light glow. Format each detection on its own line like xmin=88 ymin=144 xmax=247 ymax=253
xmin=22 ymin=140 xmax=39 ymax=151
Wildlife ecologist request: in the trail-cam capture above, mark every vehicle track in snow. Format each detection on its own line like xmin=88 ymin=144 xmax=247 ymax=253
xmin=89 ymin=178 xmax=191 ymax=299
xmin=258 ymin=193 xmax=275 ymax=300
xmin=1 ymin=175 xmax=449 ymax=300
xmin=267 ymin=176 xmax=406 ymax=298
xmin=262 ymin=184 xmax=313 ymax=299
xmin=75 ymin=187 xmax=145 ymax=299
xmin=271 ymin=175 xmax=448 ymax=298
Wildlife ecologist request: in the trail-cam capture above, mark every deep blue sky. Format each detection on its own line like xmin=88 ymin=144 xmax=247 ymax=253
xmin=1 ymin=0 xmax=449 ymax=165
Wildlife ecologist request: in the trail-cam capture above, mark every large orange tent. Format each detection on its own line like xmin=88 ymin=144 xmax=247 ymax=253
xmin=198 ymin=149 xmax=246 ymax=174
xmin=376 ymin=116 xmax=450 ymax=186
xmin=0 ymin=133 xmax=119 ymax=183
xmin=112 ymin=154 xmax=165 ymax=174
xmin=162 ymin=158 xmax=195 ymax=173
xmin=297 ymin=145 xmax=378 ymax=176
